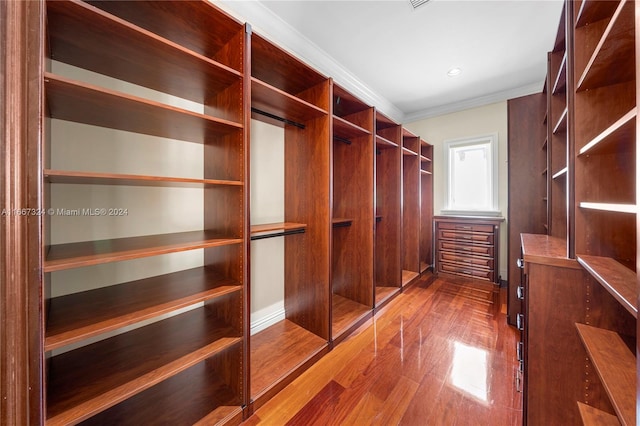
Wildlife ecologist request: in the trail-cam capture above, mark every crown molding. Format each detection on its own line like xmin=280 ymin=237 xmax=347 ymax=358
xmin=404 ymin=81 xmax=544 ymax=123
xmin=215 ymin=0 xmax=404 ymax=123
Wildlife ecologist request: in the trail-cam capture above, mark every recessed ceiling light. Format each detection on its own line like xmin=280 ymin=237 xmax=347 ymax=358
xmin=447 ymin=67 xmax=462 ymax=77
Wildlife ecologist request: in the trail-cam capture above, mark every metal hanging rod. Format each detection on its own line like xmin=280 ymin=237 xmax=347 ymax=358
xmin=333 ymin=135 xmax=352 ymax=145
xmin=251 ymin=107 xmax=305 ymax=129
xmin=250 ymin=228 xmax=306 ymax=241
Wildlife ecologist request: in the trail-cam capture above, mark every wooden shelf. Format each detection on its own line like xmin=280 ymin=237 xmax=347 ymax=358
xmin=553 ymin=107 xmax=568 ymax=134
xmin=577 ymin=402 xmax=619 ymax=426
xmin=251 ymin=77 xmax=327 ymax=126
xmin=250 ymin=222 xmax=307 ymax=240
xmin=251 ymin=32 xmax=328 ymax=103
xmin=575 ymin=0 xmax=620 ymax=28
xmin=45 ymin=73 xmax=242 ymax=144
xmin=579 ymin=202 xmax=636 ymax=214
xmin=576 ymin=0 xmax=635 ymax=92
xmin=521 ymin=233 xmax=576 ymax=268
xmin=45 ymin=267 xmax=242 ymax=351
xmin=375 ymin=135 xmax=398 ymax=149
xmin=552 ymin=167 xmax=568 ymax=179
xmin=420 ymin=169 xmax=432 ymax=175
xmin=44 ymin=231 xmax=242 ymax=272
xmin=332 ymin=115 xmax=370 ymax=140
xmin=374 ymin=286 xmax=400 ymax=307
xmin=420 ymin=261 xmax=429 ymax=274
xmin=420 ymin=155 xmax=431 ymax=162
xmin=577 ymin=255 xmax=637 ymax=318
xmin=81 ymin=360 xmax=243 ymax=426
xmin=250 ymin=319 xmax=327 ymax=399
xmin=578 ymin=108 xmax=636 ymax=156
xmin=79 ymin=0 xmax=245 ymax=72
xmin=332 ymin=217 xmax=354 ymax=228
xmin=47 ymin=0 xmax=242 ymax=107
xmin=401 ymin=147 xmax=418 ymax=156
xmin=47 ymin=307 xmax=242 ymax=425
xmin=575 ymin=323 xmax=636 ymax=426
xmin=552 ymin=53 xmax=567 ymax=95
xmin=402 ymin=270 xmax=419 ymax=287
xmin=332 ymin=294 xmax=371 ymax=340
xmin=44 ymin=170 xmax=243 ymax=188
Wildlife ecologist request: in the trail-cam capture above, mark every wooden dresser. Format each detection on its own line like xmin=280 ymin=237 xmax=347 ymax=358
xmin=433 ymin=216 xmax=503 ymax=284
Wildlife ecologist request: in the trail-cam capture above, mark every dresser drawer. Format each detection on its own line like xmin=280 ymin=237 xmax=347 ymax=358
xmin=438 ymin=230 xmax=494 ymax=244
xmin=437 ymin=222 xmax=494 ymax=233
xmin=438 ymin=263 xmax=494 ymax=281
xmin=440 ymin=252 xmax=494 ymax=269
xmin=439 ymin=241 xmax=494 ymax=257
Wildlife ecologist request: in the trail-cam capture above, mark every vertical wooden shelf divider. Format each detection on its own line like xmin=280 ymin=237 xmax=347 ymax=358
xmin=330 ymin=82 xmax=375 ymax=343
xmin=374 ymin=112 xmax=403 ymax=309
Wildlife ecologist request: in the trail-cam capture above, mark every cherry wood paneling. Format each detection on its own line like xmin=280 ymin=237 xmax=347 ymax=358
xmin=0 ymin=1 xmax=45 ymax=424
xmin=507 ymin=93 xmax=547 ymax=325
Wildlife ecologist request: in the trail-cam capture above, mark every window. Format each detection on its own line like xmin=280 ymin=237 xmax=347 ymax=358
xmin=443 ymin=133 xmax=499 ymax=215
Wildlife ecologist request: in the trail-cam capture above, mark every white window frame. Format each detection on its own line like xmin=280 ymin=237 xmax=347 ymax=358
xmin=442 ymin=133 xmax=501 ymax=217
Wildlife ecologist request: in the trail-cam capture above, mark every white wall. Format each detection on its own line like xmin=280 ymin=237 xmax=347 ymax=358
xmin=405 ymin=101 xmax=509 ymax=282
xmin=249 ymin=120 xmax=286 ymax=334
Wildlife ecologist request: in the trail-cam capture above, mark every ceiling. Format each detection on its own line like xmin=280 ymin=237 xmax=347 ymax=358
xmin=217 ymin=0 xmax=564 ymax=122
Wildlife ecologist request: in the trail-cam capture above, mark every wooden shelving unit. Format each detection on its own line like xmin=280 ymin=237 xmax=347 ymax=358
xmin=519 ymin=2 xmax=639 ymax=424
xmin=507 ymin=92 xmax=547 ymax=325
xmin=419 ymin=139 xmax=433 ymax=274
xmin=249 ymin=31 xmax=331 ymax=412
xmin=330 ymin=83 xmax=374 ymax=343
xmin=401 ymin=128 xmax=421 ymax=287
xmin=547 ymin=4 xmax=570 ymax=245
xmin=576 ymin=324 xmax=636 ymax=426
xmin=570 ymin=3 xmax=638 ymax=424
xmin=374 ymin=112 xmax=402 ymax=309
xmin=42 ymin=3 xmax=248 ymax=424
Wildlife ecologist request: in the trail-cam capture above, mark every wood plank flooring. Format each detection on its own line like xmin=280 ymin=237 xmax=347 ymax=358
xmin=243 ymin=273 xmax=522 ymax=425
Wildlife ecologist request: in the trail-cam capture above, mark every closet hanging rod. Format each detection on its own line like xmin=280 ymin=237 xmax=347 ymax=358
xmin=251 ymin=107 xmax=305 ymax=129
xmin=333 ymin=135 xmax=352 ymax=145
xmin=250 ymin=228 xmax=306 ymax=241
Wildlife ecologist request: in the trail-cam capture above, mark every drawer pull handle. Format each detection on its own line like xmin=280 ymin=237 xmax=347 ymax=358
xmin=456 ymin=226 xmax=472 ymax=230
xmin=516 ymin=313 xmax=524 ymax=331
xmin=462 ymin=235 xmax=473 ymax=240
xmin=516 ymin=368 xmax=523 ymax=393
xmin=517 ymin=342 xmax=523 ymax=361
xmin=516 ymin=258 xmax=524 ymax=269
xmin=517 ymin=286 xmax=524 ymax=300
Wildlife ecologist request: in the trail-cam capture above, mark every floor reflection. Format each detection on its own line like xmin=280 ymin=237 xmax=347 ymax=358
xmin=450 ymin=340 xmax=489 ymax=403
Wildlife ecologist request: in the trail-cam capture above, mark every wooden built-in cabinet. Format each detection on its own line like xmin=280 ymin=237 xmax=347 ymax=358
xmin=434 ymin=216 xmax=503 ymax=284
xmin=374 ymin=112 xmax=403 ymax=309
xmin=330 ymin=82 xmax=375 ymax=343
xmin=41 ymin=1 xmax=248 ymax=423
xmin=4 ymin=1 xmax=436 ymax=422
xmin=512 ymin=1 xmax=639 ymax=424
xmin=420 ymin=139 xmax=434 ymax=274
xmin=249 ymin=31 xmax=331 ymax=412
xmin=507 ymin=92 xmax=547 ymax=325
xmin=401 ymin=129 xmax=421 ymax=287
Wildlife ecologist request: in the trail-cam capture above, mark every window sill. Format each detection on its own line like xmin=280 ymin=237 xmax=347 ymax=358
xmin=440 ymin=209 xmax=503 ymax=219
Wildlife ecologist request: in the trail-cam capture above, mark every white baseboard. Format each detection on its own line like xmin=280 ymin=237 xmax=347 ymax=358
xmin=250 ymin=302 xmax=285 ymax=336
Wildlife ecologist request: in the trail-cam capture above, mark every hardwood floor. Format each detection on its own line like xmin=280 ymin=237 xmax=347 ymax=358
xmin=243 ymin=273 xmax=522 ymax=425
